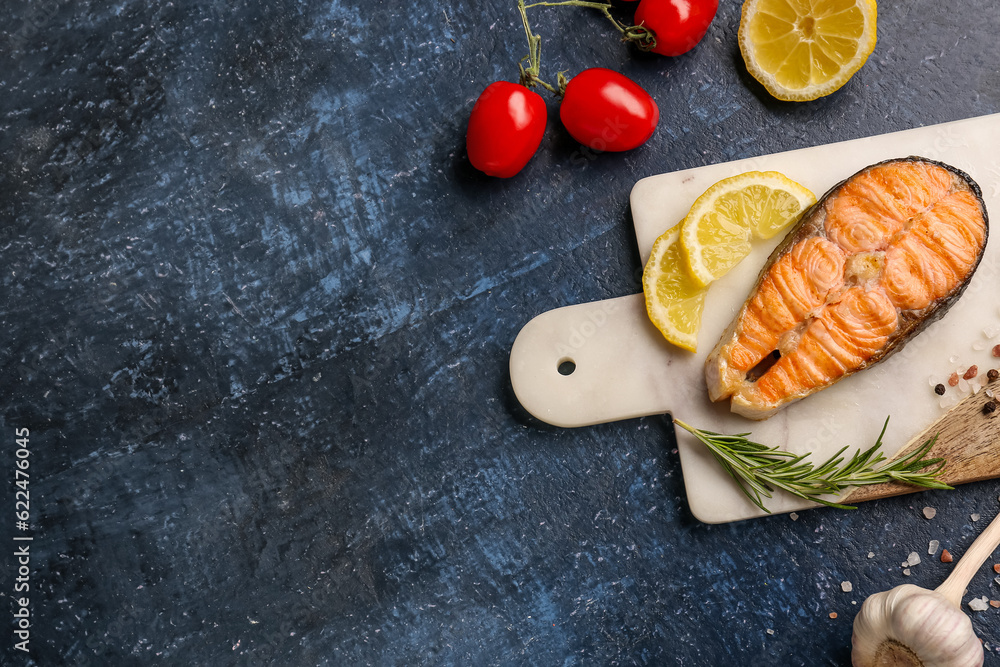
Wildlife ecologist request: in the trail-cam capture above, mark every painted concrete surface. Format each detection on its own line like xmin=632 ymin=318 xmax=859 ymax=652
xmin=3 ymin=0 xmax=1000 ymax=664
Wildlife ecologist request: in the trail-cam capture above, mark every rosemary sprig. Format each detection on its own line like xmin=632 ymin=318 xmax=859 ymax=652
xmin=673 ymin=416 xmax=953 ymax=513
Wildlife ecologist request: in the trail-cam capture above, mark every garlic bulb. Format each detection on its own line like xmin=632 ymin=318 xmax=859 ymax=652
xmin=852 ymin=584 xmax=982 ymax=665
xmin=851 ymin=509 xmax=1000 ymax=666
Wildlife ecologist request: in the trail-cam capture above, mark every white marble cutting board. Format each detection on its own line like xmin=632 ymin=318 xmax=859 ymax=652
xmin=510 ymin=113 xmax=1000 ymax=523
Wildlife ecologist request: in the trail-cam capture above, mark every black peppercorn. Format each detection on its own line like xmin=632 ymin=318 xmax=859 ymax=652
xmin=984 ymin=401 xmax=997 ymax=416
xmin=989 ymin=369 xmax=999 ymax=383
xmin=934 ymin=383 xmax=946 ymax=395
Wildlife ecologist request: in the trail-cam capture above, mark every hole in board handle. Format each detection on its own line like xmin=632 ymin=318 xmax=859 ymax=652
xmin=557 ymin=359 xmax=576 ymax=376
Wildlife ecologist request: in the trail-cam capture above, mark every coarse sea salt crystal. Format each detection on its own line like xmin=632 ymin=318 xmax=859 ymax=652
xmin=974 ymin=341 xmax=988 ymax=351
xmin=906 ymin=552 xmax=921 ymax=567
xmin=969 ymin=596 xmax=991 ymax=612
xmin=972 ymin=378 xmax=983 ymax=394
xmin=868 ymin=552 xmax=875 ymax=559
xmin=940 ymin=393 xmax=961 ymax=410
xmin=986 ymin=324 xmax=1000 ymax=339
xmin=929 ymin=540 xmax=940 ymax=555
xmin=842 ymin=581 xmax=853 ymax=593
xmin=959 ymin=378 xmax=971 ymax=393
xmin=972 ymin=513 xmax=981 ymax=522
xmin=923 ymin=507 xmax=937 ymax=519
xmin=950 ymin=354 xmax=961 ymax=364
xmin=903 ymin=569 xmax=911 ymax=576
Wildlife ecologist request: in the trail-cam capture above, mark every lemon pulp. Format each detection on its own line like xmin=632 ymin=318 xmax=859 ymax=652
xmin=680 ymin=171 xmax=816 ymax=288
xmin=642 ymin=227 xmax=706 ymax=353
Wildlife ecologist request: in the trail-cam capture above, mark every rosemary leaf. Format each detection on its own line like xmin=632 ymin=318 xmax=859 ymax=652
xmin=672 ymin=416 xmax=952 ymax=513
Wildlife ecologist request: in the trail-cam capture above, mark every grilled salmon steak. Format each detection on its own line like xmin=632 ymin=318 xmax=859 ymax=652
xmin=705 ymin=157 xmax=989 ymax=420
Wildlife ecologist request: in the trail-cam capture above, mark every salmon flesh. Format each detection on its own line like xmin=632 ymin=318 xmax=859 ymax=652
xmin=705 ymin=157 xmax=989 ymax=420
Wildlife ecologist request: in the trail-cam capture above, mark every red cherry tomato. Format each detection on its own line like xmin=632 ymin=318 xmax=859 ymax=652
xmin=559 ymin=68 xmax=659 ymax=152
xmin=466 ymin=81 xmax=547 ymax=178
xmin=634 ymin=0 xmax=718 ymax=57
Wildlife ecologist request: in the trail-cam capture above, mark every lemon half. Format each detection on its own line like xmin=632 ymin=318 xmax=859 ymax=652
xmin=738 ymin=0 xmax=878 ymax=102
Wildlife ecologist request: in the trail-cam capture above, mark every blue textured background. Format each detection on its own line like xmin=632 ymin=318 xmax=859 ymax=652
xmin=3 ymin=0 xmax=1000 ymax=664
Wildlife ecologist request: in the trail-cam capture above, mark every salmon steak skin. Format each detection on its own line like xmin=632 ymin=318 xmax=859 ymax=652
xmin=705 ymin=157 xmax=989 ymax=420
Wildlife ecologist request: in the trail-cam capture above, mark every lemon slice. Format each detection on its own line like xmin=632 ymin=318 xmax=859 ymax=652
xmin=680 ymin=171 xmax=816 ymax=287
xmin=738 ymin=0 xmax=877 ymax=102
xmin=643 ymin=227 xmax=707 ymax=353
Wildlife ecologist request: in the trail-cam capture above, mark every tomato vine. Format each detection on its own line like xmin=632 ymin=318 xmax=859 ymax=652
xmin=516 ymin=0 xmax=654 ymax=95
xmin=467 ymin=0 xmax=718 ymax=177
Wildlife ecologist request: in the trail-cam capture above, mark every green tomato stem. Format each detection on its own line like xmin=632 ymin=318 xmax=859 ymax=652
xmin=524 ymin=0 xmax=657 ymax=51
xmin=517 ymin=0 xmax=558 ymax=93
xmin=524 ymin=0 xmax=625 ymax=34
xmin=622 ymin=23 xmax=656 ymax=51
xmin=516 ymin=0 xmax=654 ymax=95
